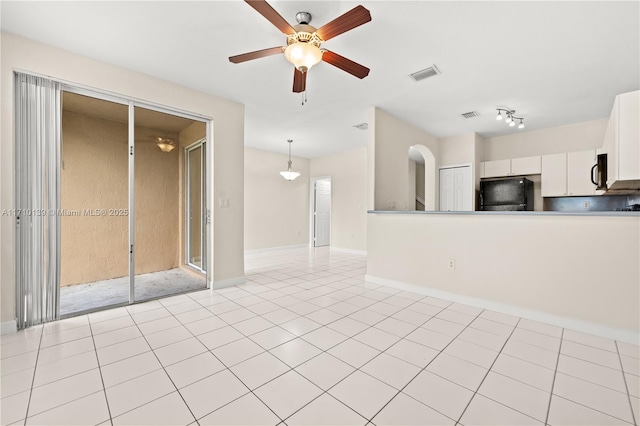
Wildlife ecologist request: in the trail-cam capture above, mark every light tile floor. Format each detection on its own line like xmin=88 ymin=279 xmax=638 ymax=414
xmin=1 ymin=247 xmax=638 ymax=426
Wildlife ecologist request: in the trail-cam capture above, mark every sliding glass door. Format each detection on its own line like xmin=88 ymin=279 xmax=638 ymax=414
xmin=59 ymin=92 xmax=130 ymax=316
xmin=186 ymin=141 xmax=206 ymax=272
xmin=48 ymin=85 xmax=210 ymax=318
xmin=132 ymin=108 xmax=207 ymax=303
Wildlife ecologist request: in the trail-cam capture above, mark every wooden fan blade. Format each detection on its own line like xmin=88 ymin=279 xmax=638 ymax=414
xmin=229 ymin=47 xmax=283 ymax=63
xmin=316 ymin=5 xmax=371 ymax=41
xmin=322 ymin=50 xmax=370 ymax=79
xmin=293 ymin=68 xmax=307 ymax=93
xmin=245 ymin=0 xmax=296 ymax=35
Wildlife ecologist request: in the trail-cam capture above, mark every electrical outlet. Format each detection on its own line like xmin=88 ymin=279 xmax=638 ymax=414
xmin=448 ymin=259 xmax=455 ymax=270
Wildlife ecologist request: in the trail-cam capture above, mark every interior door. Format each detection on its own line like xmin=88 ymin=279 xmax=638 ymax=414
xmin=314 ymin=178 xmax=331 ymax=247
xmin=439 ymin=166 xmax=472 ymax=211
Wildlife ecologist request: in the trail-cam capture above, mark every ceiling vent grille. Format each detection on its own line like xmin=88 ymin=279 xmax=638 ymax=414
xmin=461 ymin=111 xmax=480 ymax=119
xmin=409 ymin=65 xmax=441 ymax=82
xmin=353 ymin=123 xmax=368 ymax=130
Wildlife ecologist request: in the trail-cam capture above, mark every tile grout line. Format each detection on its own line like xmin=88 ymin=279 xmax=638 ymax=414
xmin=154 ymin=291 xmax=287 ymax=425
xmin=172 ymin=259 xmax=423 ymax=423
xmin=87 ymin=316 xmax=115 ymax=426
xmin=543 ymin=327 xmax=564 ymax=426
xmin=20 ymin=324 xmax=44 ymax=425
xmin=615 ymin=340 xmax=638 ymax=426
xmin=115 ymin=304 xmax=200 ymax=425
xmin=550 ymin=334 xmax=636 ymax=425
xmin=276 ymin=297 xmax=451 ymax=424
xmin=455 ymin=317 xmax=528 ymax=425
xmin=363 ymin=307 xmax=485 ymax=425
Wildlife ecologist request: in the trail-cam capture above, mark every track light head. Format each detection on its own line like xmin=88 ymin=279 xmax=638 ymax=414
xmin=496 ymin=111 xmax=502 ymax=120
xmin=505 ymin=114 xmax=512 ymax=124
xmin=518 ymin=119 xmax=525 ymax=129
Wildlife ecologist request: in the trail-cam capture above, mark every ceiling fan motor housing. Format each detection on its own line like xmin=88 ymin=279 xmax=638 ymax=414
xmin=295 ymin=11 xmax=312 ymax=25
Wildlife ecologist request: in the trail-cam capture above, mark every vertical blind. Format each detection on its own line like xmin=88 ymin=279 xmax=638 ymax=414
xmin=15 ymin=72 xmax=61 ymax=329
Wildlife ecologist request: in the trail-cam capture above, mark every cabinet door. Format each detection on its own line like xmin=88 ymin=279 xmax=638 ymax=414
xmin=511 ymin=156 xmax=541 ymax=175
xmin=541 ymin=153 xmax=567 ymax=196
xmin=483 ymin=159 xmax=511 ymax=178
xmin=567 ymin=150 xmax=596 ymax=196
xmin=618 ymin=91 xmax=640 ymax=181
xmin=607 ymin=98 xmax=619 ymax=186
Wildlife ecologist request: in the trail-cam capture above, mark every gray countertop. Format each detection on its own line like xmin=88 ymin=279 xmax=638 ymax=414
xmin=368 ymin=210 xmax=640 ymax=217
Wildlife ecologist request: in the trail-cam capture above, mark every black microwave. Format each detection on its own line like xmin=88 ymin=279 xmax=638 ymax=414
xmin=590 ymin=153 xmax=607 ymax=191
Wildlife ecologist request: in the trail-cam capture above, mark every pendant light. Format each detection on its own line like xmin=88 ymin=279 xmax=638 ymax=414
xmin=280 ymin=139 xmax=300 ymax=181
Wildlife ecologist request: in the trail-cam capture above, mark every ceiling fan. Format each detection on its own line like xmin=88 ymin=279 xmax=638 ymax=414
xmin=229 ymin=0 xmax=372 ymax=98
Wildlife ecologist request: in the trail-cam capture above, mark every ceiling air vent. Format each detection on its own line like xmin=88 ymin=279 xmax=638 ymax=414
xmin=353 ymin=123 xmax=368 ymax=130
xmin=461 ymin=111 xmax=480 ymax=119
xmin=409 ymin=65 xmax=441 ymax=82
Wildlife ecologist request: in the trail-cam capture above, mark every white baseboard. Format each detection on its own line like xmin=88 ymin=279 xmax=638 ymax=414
xmin=365 ymin=274 xmax=640 ymax=345
xmin=330 ymin=247 xmax=367 ymax=256
xmin=212 ymin=276 xmax=246 ymax=290
xmin=244 ymin=244 xmax=308 ymax=255
xmin=1 ymin=320 xmax=17 ymax=335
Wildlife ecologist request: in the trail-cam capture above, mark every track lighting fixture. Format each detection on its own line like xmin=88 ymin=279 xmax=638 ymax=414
xmin=495 ymin=108 xmax=525 ymax=130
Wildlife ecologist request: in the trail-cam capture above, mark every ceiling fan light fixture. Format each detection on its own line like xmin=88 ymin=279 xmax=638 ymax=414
xmin=284 ymin=42 xmax=323 ymax=73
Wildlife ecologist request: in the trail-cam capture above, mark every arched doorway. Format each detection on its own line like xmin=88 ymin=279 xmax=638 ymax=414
xmin=408 ymin=145 xmax=436 ymax=211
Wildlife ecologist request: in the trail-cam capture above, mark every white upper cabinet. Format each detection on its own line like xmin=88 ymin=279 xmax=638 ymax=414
xmin=482 ymin=159 xmax=511 ymax=178
xmin=541 ymin=153 xmax=567 ymax=196
xmin=567 ymin=150 xmax=597 ymax=195
xmin=542 ymin=150 xmax=597 ymax=197
xmin=604 ymin=91 xmax=639 ymax=188
xmin=511 ymin=156 xmax=542 ymax=175
xmin=481 ymin=156 xmax=541 ymax=178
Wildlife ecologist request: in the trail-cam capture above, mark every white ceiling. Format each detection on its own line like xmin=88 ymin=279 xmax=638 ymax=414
xmin=2 ymin=1 xmax=639 ymax=159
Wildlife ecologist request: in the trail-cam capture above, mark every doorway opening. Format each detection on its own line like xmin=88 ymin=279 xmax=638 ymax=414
xmin=408 ymin=145 xmax=436 ymax=211
xmin=58 ymin=91 xmax=209 ymax=317
xmin=310 ymin=177 xmax=331 ymax=247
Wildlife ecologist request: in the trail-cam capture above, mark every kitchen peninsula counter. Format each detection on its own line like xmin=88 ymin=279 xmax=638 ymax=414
xmin=365 ymin=209 xmax=640 ymax=342
xmin=368 ymin=210 xmax=640 ymax=217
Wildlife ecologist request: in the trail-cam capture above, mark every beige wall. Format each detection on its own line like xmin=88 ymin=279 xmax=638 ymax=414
xmin=416 ymin=163 xmax=425 ymax=200
xmin=310 ymin=148 xmax=368 ymax=252
xmin=60 ymin=111 xmax=181 ymax=286
xmin=367 ymin=213 xmax=640 ymax=333
xmin=369 ymin=108 xmax=439 ymax=211
xmin=244 ymin=148 xmax=310 ymax=251
xmin=1 ymin=33 xmax=245 ymax=324
xmin=438 ymin=133 xmax=475 ymax=167
xmin=483 ymin=118 xmax=608 ymax=161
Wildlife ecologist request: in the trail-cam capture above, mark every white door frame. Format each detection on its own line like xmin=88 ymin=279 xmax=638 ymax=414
xmin=309 ymin=176 xmax=332 ymax=248
xmin=53 ymin=80 xmax=213 ymax=316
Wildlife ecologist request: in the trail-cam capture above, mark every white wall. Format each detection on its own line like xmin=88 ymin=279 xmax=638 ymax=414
xmin=483 ymin=118 xmax=608 ymax=160
xmin=369 ymin=108 xmax=439 ymax=211
xmin=367 ymin=213 xmax=640 ymax=334
xmin=310 ymin=148 xmax=368 ymax=252
xmin=1 ymin=33 xmax=245 ymax=323
xmin=244 ymin=148 xmax=310 ymax=251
